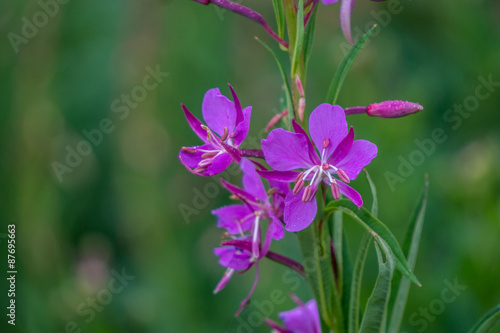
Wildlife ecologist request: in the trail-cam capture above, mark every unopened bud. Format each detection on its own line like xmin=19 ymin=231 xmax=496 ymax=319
xmin=265 ymin=110 xmax=289 ymax=133
xmin=295 ymin=75 xmax=304 ymax=98
xmin=367 ymin=100 xmax=423 ymax=118
xmin=298 ymin=97 xmax=306 ymax=122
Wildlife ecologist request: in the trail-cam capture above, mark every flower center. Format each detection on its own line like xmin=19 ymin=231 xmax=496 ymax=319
xmin=293 ymin=139 xmax=350 ymax=203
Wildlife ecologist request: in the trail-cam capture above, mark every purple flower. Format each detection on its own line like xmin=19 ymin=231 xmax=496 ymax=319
xmin=212 ymin=159 xmax=289 ymax=315
xmin=213 ymin=158 xmax=289 ymax=261
xmin=179 ymin=85 xmax=251 ymax=176
xmin=265 ymin=297 xmax=321 ymax=333
xmin=320 ymin=0 xmax=386 ymax=44
xmin=259 ymin=104 xmax=377 ymax=232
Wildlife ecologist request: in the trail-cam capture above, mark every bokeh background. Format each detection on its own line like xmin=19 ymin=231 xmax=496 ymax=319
xmin=1 ymin=0 xmax=499 ymax=332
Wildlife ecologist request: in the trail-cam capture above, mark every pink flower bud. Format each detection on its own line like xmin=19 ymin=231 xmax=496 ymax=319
xmin=366 ymin=100 xmax=423 ymax=118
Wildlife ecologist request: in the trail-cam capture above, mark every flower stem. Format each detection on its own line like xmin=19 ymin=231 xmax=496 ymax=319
xmin=240 ymin=148 xmax=265 ymax=159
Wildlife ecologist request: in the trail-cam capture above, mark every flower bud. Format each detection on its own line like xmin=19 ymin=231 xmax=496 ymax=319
xmin=366 ymin=100 xmax=423 ymax=118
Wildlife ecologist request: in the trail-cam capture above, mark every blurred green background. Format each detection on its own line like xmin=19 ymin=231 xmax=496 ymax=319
xmin=1 ymin=0 xmax=499 ymax=332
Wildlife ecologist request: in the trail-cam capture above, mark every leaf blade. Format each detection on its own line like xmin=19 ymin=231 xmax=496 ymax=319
xmin=388 ymin=175 xmax=429 ymax=333
xmin=325 ymin=199 xmax=420 ymax=286
xmin=326 ymin=25 xmax=376 ymax=105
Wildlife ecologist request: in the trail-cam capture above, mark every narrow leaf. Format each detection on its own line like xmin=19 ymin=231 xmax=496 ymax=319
xmin=364 ymin=169 xmax=378 ymax=218
xmin=291 ymin=0 xmax=305 ymax=75
xmin=359 ymin=234 xmax=395 ymax=333
xmin=468 ymin=305 xmax=500 ymax=333
xmin=326 ymin=25 xmax=376 ymax=105
xmin=272 ymin=0 xmax=286 ymax=42
xmin=388 ymin=175 xmax=429 ymax=333
xmin=342 ymin=230 xmax=354 ymax=332
xmin=325 ymin=199 xmax=421 ymax=286
xmin=348 ymin=232 xmax=371 ymax=333
xmin=303 ymin=4 xmax=318 ymax=72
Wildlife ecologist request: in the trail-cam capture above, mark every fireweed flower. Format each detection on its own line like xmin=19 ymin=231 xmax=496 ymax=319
xmin=259 ymin=104 xmax=377 ymax=232
xmin=265 ymin=297 xmax=321 ymax=333
xmin=212 ymin=159 xmax=289 ymax=315
xmin=320 ymin=0 xmax=386 ymax=44
xmin=179 ymin=86 xmax=251 ymax=176
xmin=213 ymin=158 xmax=289 ymax=261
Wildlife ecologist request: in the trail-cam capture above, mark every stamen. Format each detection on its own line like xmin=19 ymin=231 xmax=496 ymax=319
xmin=181 ymin=147 xmax=197 ymax=154
xmin=201 ymin=151 xmax=218 ymax=159
xmin=322 ymin=163 xmax=329 ymax=170
xmin=337 ymin=168 xmax=350 ymax=183
xmin=323 ymin=138 xmax=330 ymax=148
xmin=293 ymin=178 xmax=305 ymax=195
xmin=267 ymin=187 xmax=277 ymax=195
xmin=250 ymin=215 xmax=261 ymax=262
xmin=193 ymin=166 xmax=207 ymax=174
xmin=198 ymin=158 xmax=213 ymax=168
xmin=330 ymin=180 xmax=340 ymax=200
xmin=302 ymin=185 xmax=315 ymax=203
xmin=220 ymin=127 xmax=229 ymax=141
xmin=229 ymin=194 xmax=239 ymax=200
xmin=295 ymin=171 xmax=304 ymax=183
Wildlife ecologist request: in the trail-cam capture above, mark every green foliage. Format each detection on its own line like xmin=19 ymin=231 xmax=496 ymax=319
xmin=468 ymin=305 xmax=500 ymax=333
xmin=325 ymin=25 xmax=376 ymax=105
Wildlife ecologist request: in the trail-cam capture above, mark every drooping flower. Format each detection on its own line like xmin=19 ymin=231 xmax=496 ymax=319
xmin=320 ymin=0 xmax=386 ymax=44
xmin=212 ymin=158 xmax=289 ymax=315
xmin=213 ymin=158 xmax=289 ymax=261
xmin=179 ymin=85 xmax=251 ymax=176
xmin=259 ymin=104 xmax=377 ymax=232
xmin=265 ymin=296 xmax=321 ymax=333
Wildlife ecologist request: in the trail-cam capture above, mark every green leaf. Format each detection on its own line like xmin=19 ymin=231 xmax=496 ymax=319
xmin=272 ymin=0 xmax=286 ymax=44
xmin=364 ymin=169 xmax=378 ymax=218
xmin=325 ymin=199 xmax=421 ymax=286
xmin=255 ymin=37 xmax=293 ymax=113
xmin=359 ymin=234 xmax=395 ymax=333
xmin=342 ymin=230 xmax=354 ymax=332
xmin=348 ymin=232 xmax=371 ymax=333
xmin=388 ymin=175 xmax=429 ymax=333
xmin=326 ymin=25 xmax=376 ymax=105
xmin=297 ymin=217 xmax=336 ymax=330
xmin=303 ymin=5 xmax=318 ymax=73
xmin=468 ymin=305 xmax=500 ymax=333
xmin=290 ymin=0 xmax=304 ymax=75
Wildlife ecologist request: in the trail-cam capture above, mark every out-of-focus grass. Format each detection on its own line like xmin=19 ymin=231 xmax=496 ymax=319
xmin=0 ymin=0 xmax=499 ymax=332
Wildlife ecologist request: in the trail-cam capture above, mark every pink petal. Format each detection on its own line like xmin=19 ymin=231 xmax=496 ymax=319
xmin=329 ymin=126 xmax=354 ymax=165
xmin=205 ymin=152 xmax=233 ymax=176
xmin=262 ymin=129 xmax=315 ymax=171
xmin=337 ymin=181 xmax=363 ymax=208
xmin=308 ymin=104 xmax=348 ymax=158
xmin=257 ymin=169 xmax=301 ymax=183
xmin=182 ymin=104 xmax=208 ymax=143
xmin=202 ymin=88 xmax=237 ymax=137
xmin=284 ymin=190 xmax=317 ymax=232
xmin=232 ymin=106 xmax=252 ymax=146
xmin=340 ymin=0 xmax=355 ymax=44
xmin=212 ymin=204 xmax=254 ymax=234
xmin=292 ymin=119 xmax=321 ymax=165
xmin=241 ymin=158 xmax=268 ymax=202
xmin=335 ymin=139 xmax=377 ymax=180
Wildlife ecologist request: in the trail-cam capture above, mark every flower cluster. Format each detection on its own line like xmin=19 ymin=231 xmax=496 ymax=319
xmin=179 ymin=1 xmax=424 ymax=330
